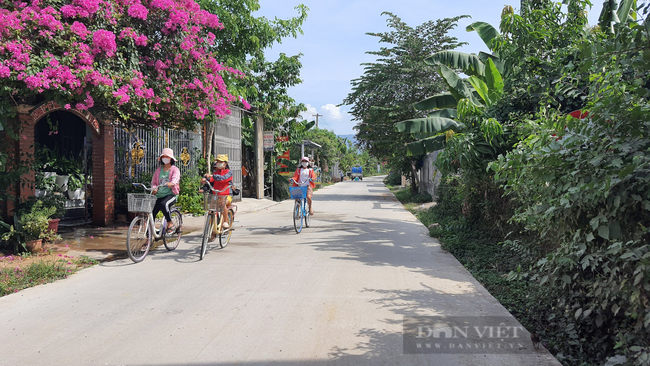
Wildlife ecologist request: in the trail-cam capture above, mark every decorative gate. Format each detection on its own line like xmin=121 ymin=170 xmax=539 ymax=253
xmin=212 ymin=107 xmax=243 ymax=202
xmin=114 ymin=125 xmax=202 ymax=180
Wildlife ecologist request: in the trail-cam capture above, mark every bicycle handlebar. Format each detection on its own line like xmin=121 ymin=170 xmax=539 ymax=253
xmin=205 ymin=186 xmax=231 ymax=194
xmin=132 ymin=183 xmax=154 ymax=193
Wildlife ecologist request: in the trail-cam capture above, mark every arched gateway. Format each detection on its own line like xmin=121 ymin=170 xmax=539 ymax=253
xmin=10 ymin=101 xmax=116 ymax=226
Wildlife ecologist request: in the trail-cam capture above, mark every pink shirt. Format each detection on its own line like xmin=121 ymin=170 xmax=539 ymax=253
xmin=152 ymin=166 xmax=180 ymax=195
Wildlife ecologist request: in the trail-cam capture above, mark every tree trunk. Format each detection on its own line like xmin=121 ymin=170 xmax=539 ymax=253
xmin=410 ymin=162 xmax=419 ymax=194
xmin=205 ymin=121 xmax=214 ymax=172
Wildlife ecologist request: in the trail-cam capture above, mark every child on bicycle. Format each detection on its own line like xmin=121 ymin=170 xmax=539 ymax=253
xmin=200 ymin=154 xmax=233 ymax=236
xmin=291 ymin=156 xmax=316 ymax=215
xmin=151 ymin=148 xmax=180 ymax=233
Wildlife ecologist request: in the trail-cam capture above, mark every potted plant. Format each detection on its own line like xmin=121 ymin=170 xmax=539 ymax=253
xmin=17 ymin=201 xmax=61 ymax=253
xmin=15 ymin=196 xmax=66 ymax=236
xmin=34 ymin=171 xmax=58 ymax=197
xmin=67 ymin=174 xmax=85 ymax=200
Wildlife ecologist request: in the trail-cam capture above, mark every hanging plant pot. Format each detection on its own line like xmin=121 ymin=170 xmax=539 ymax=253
xmin=25 ymin=239 xmax=43 ymax=253
xmin=35 ymin=189 xmax=47 ymax=198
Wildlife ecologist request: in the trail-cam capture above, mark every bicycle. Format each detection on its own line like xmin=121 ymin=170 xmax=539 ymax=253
xmin=200 ymin=186 xmax=238 ymax=260
xmin=289 ymin=179 xmax=311 ymax=234
xmin=126 ymin=183 xmax=183 ymax=263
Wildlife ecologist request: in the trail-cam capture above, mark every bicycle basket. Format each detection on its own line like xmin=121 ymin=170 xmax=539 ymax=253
xmin=203 ymin=193 xmax=220 ymax=211
xmin=290 ymin=186 xmax=308 ymax=199
xmin=127 ymin=193 xmax=157 ymax=213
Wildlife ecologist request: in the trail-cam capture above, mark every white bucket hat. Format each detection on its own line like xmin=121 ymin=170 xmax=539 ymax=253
xmin=160 ymin=148 xmax=177 ymax=162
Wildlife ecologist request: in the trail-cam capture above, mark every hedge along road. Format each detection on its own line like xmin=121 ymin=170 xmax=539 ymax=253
xmin=0 ymin=176 xmax=560 ymax=366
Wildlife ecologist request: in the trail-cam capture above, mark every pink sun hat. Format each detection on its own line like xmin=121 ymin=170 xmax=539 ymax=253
xmin=160 ymin=148 xmax=177 ymax=162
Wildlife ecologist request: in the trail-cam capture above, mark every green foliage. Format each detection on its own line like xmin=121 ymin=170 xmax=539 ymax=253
xmin=177 ymin=174 xmax=204 ymax=215
xmin=114 ymin=174 xmax=152 ymax=213
xmin=16 ymin=195 xmax=66 ymax=220
xmin=383 ymin=172 xmax=402 ymax=186
xmin=18 ymin=201 xmax=58 ymax=241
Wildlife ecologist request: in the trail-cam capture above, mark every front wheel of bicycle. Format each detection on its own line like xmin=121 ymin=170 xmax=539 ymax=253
xmin=304 ymin=200 xmax=311 ymax=228
xmin=219 ymin=210 xmax=234 ymax=248
xmin=126 ymin=215 xmax=151 ymax=263
xmin=293 ymin=200 xmax=302 ymax=233
xmin=163 ymin=209 xmax=183 ymax=251
xmin=200 ymin=213 xmax=214 ymax=260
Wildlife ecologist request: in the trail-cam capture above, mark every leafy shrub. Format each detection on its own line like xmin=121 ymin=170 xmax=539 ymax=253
xmin=384 ymin=172 xmax=402 ymax=186
xmin=177 ymin=174 xmax=204 ymax=215
xmin=493 ymin=29 xmax=650 ymax=363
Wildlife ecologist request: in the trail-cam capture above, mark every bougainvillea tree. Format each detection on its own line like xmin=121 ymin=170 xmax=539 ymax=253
xmin=0 ymin=0 xmax=248 ymax=130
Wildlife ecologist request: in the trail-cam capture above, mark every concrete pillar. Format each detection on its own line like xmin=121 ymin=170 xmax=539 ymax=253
xmin=254 ymin=115 xmax=264 ymax=199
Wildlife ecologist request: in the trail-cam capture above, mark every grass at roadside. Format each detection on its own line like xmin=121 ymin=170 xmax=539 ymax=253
xmin=0 ymin=252 xmax=98 ymax=297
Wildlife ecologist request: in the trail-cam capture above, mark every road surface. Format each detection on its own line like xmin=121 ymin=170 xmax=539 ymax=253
xmin=0 ymin=176 xmax=559 ymax=365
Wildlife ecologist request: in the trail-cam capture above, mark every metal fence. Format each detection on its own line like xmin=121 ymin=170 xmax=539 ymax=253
xmin=114 ymin=125 xmax=203 ymax=180
xmin=114 ymin=108 xmax=243 ymax=202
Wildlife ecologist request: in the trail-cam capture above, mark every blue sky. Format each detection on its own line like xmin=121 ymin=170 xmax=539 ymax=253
xmin=254 ymin=1 xmax=603 ymax=136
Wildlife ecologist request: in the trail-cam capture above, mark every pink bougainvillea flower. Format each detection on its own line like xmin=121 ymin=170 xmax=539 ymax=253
xmin=92 ymin=29 xmax=117 ymax=57
xmin=0 ymin=66 xmax=10 ymax=78
xmin=127 ymin=4 xmax=148 ymax=20
xmin=70 ymin=21 xmax=89 ymax=39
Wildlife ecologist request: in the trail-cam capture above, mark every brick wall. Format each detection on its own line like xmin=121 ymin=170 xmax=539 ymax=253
xmin=91 ymin=123 xmax=115 ymax=226
xmin=17 ymin=114 xmax=35 ymax=202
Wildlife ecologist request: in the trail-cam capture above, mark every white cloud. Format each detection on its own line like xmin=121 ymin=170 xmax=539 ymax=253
xmin=321 ymin=104 xmax=343 ymax=120
xmin=299 ymin=103 xmax=356 ymax=135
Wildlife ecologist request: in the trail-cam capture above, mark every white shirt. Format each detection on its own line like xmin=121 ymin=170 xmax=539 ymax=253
xmin=298 ymin=168 xmax=311 ymax=186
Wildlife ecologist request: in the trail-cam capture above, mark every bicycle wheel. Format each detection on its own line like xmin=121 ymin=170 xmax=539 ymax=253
xmin=163 ymin=209 xmax=183 ymax=251
xmin=304 ymin=199 xmax=311 ymax=228
xmin=200 ymin=213 xmax=214 ymax=260
xmin=126 ymin=215 xmax=151 ymax=263
xmin=293 ymin=200 xmax=302 ymax=233
xmin=219 ymin=210 xmax=234 ymax=248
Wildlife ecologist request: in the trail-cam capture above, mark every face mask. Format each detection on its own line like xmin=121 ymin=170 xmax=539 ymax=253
xmin=301 ymin=162 xmax=308 ymax=168
xmin=161 ymin=158 xmax=171 ymax=164
xmin=216 ymin=162 xmax=226 ymax=169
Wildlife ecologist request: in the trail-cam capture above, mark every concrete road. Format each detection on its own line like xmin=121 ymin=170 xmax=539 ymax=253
xmin=0 ymin=177 xmax=560 ymax=366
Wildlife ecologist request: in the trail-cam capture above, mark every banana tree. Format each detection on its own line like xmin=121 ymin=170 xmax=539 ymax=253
xmin=597 ymin=0 xmax=637 ymax=33
xmin=395 ymin=21 xmax=505 ymax=156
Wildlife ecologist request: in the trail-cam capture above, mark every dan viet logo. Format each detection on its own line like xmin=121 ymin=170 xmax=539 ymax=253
xmin=403 ymin=316 xmax=535 ymax=354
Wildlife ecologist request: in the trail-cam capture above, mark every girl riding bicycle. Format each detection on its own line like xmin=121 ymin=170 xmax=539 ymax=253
xmin=201 ymin=154 xmax=233 ymax=236
xmin=291 ymin=156 xmax=316 ymax=215
xmin=151 ymin=148 xmax=180 ymax=233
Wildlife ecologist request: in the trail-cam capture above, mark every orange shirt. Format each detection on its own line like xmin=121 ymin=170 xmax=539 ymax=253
xmin=291 ymin=167 xmax=316 ymax=188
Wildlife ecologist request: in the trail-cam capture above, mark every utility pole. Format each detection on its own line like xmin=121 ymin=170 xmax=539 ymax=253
xmin=313 ymin=113 xmax=322 ymax=129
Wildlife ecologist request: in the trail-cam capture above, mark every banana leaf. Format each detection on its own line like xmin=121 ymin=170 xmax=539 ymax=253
xmin=617 ymin=0 xmax=636 ymax=23
xmin=426 ymin=51 xmax=485 ymax=77
xmin=468 ymin=76 xmax=492 ymax=106
xmin=396 ymin=116 xmax=465 ymax=134
xmin=466 ymin=21 xmax=499 ymax=50
xmin=428 ymin=109 xmax=457 ymax=119
xmin=439 ymin=65 xmax=482 ymax=106
xmin=478 ymin=52 xmax=504 ymax=74
xmin=414 ymin=93 xmax=457 ymax=111
xmin=406 ymin=135 xmax=447 ymax=156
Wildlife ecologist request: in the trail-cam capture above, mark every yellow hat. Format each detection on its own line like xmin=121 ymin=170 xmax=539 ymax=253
xmin=215 ymin=154 xmax=228 ymax=162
